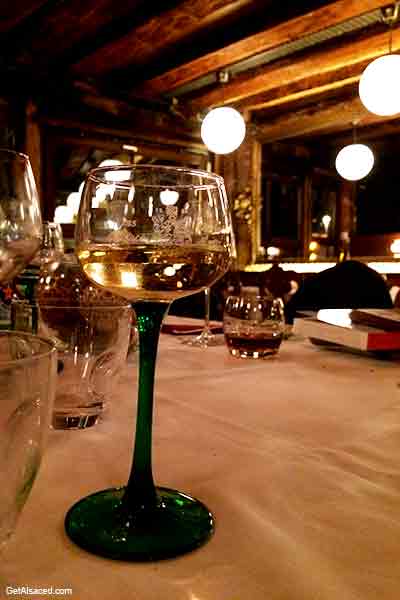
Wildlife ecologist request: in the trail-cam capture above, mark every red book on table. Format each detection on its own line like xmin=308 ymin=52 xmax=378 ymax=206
xmin=294 ymin=308 xmax=400 ymax=352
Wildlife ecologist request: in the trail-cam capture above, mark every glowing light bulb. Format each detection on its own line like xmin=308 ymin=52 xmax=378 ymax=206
xmin=66 ymin=192 xmax=81 ymax=215
xmin=54 ymin=205 xmax=74 ymax=224
xmin=98 ymin=159 xmax=130 ymax=182
xmin=359 ymin=54 xmax=400 ymax=116
xmin=335 ymin=143 xmax=374 ymax=181
xmin=201 ymin=107 xmax=246 ymax=154
xmin=160 ymin=189 xmax=179 ymax=206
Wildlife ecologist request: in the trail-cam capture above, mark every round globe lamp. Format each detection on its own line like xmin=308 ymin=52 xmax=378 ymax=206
xmin=359 ymin=54 xmax=400 ymax=116
xmin=335 ymin=143 xmax=374 ymax=181
xmin=201 ymin=107 xmax=246 ymax=154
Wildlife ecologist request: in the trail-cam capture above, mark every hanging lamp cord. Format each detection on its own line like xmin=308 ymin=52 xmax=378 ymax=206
xmin=381 ymin=2 xmax=400 ymax=52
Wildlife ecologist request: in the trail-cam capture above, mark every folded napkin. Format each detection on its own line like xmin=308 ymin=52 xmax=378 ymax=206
xmin=161 ymin=316 xmax=223 ymax=335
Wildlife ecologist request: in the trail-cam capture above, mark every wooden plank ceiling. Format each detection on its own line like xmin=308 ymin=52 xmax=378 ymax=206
xmin=0 ymin=0 xmax=399 ymax=143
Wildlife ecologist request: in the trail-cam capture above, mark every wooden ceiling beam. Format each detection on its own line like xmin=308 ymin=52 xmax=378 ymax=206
xmin=329 ymin=120 xmax=400 ymax=146
xmin=0 ymin=0 xmax=49 ymax=34
xmin=239 ymin=64 xmax=365 ymax=112
xmin=255 ymin=96 xmax=400 ymax=142
xmin=72 ymin=0 xmax=256 ymax=78
xmin=189 ymin=27 xmax=400 ymax=112
xmin=4 ymin=0 xmax=147 ymax=69
xmin=137 ymin=0 xmax=392 ymax=98
xmin=41 ymin=117 xmax=205 ymax=152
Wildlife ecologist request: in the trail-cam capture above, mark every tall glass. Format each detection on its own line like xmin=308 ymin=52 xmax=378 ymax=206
xmin=0 ymin=332 xmax=56 ymax=547
xmin=66 ymin=165 xmax=234 ymax=561
xmin=0 ymin=149 xmax=42 ymax=283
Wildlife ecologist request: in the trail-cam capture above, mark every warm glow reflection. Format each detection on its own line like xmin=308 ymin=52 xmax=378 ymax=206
xmin=54 ymin=205 xmax=74 ymax=224
xmin=95 ymin=183 xmax=115 ymax=204
xmin=160 ymin=189 xmax=179 ymax=206
xmin=390 ymin=239 xmax=400 ymax=255
xmin=246 ymin=261 xmax=400 ymax=275
xmin=266 ymin=246 xmax=280 ymax=258
xmin=121 ymin=271 xmax=138 ymax=288
xmin=322 ymin=214 xmax=332 ymax=232
xmin=317 ymin=308 xmax=352 ymax=328
xmin=163 ymin=266 xmax=176 ymax=276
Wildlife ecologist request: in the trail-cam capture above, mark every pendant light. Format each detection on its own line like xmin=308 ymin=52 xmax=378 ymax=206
xmin=359 ymin=3 xmax=400 ymax=116
xmin=201 ymin=71 xmax=246 ymax=154
xmin=335 ymin=124 xmax=374 ymax=181
xmin=335 ymin=143 xmax=374 ymax=181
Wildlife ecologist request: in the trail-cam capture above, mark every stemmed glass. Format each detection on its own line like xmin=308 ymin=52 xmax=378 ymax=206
xmin=32 ymin=221 xmax=64 ymax=272
xmin=66 ymin=164 xmax=234 ymax=561
xmin=183 ymin=286 xmax=222 ymax=347
xmin=0 ymin=149 xmax=42 ymax=283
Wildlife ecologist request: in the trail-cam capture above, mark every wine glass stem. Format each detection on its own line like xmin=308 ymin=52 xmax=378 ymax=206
xmin=124 ymin=301 xmax=169 ymax=512
xmin=204 ymin=287 xmax=211 ymax=332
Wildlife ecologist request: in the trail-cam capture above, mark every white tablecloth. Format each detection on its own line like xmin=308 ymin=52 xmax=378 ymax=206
xmin=3 ymin=328 xmax=400 ymax=599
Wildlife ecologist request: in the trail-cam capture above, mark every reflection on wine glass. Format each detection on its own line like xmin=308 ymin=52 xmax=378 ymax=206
xmin=0 ymin=149 xmax=42 ymax=283
xmin=67 ymin=164 xmax=235 ymax=561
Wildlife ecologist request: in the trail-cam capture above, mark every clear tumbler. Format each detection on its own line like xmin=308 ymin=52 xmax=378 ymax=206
xmin=0 ymin=332 xmax=56 ymax=546
xmin=223 ymin=294 xmax=285 ymax=358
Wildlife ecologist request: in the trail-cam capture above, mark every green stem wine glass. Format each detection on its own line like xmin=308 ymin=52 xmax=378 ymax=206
xmin=66 ymin=164 xmax=234 ymax=561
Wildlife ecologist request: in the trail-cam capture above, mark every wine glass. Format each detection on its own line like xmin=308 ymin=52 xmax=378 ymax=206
xmin=32 ymin=221 xmax=64 ymax=272
xmin=183 ymin=286 xmax=222 ymax=347
xmin=0 ymin=149 xmax=42 ymax=283
xmin=66 ymin=164 xmax=234 ymax=561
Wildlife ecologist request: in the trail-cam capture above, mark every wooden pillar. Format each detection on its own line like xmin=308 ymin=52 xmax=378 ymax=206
xmin=251 ymin=138 xmax=262 ymax=264
xmin=25 ymin=100 xmax=43 ymax=209
xmin=337 ymin=180 xmax=356 ymax=240
xmin=214 ymin=126 xmax=261 ymax=268
xmin=301 ymin=174 xmax=313 ymax=257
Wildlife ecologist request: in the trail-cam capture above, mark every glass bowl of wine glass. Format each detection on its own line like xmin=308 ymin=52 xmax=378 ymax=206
xmin=0 ymin=149 xmax=42 ymax=284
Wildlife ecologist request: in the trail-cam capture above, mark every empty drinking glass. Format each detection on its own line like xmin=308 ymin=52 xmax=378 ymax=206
xmin=39 ymin=304 xmax=132 ymax=429
xmin=0 ymin=332 xmax=56 ymax=547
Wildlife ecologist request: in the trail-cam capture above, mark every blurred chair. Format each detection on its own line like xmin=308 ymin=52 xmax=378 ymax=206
xmin=285 ymin=260 xmax=393 ymax=324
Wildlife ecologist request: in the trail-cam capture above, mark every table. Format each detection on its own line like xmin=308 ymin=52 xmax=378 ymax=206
xmin=3 ymin=329 xmax=400 ymax=599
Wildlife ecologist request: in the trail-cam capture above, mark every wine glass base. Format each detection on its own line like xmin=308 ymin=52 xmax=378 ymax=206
xmin=183 ymin=332 xmax=224 ymax=348
xmin=65 ymin=486 xmax=214 ymax=561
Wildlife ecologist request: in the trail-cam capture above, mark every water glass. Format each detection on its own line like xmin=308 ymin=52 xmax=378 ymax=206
xmin=39 ymin=304 xmax=132 ymax=429
xmin=0 ymin=332 xmax=56 ymax=546
xmin=223 ymin=294 xmax=285 ymax=358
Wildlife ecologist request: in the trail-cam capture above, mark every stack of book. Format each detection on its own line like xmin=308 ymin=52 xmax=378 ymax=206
xmin=294 ymin=308 xmax=400 ymax=352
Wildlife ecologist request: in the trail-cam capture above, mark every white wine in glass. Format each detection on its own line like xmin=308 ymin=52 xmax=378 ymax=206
xmin=67 ymin=164 xmax=235 ymax=561
xmin=79 ymin=243 xmax=228 ymax=301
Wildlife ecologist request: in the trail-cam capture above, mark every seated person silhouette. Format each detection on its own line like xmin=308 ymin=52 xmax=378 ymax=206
xmin=285 ymin=260 xmax=393 ymax=324
xmin=259 ymin=262 xmax=299 ymax=304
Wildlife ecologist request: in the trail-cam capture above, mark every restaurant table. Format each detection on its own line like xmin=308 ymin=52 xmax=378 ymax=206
xmin=3 ymin=326 xmax=400 ymax=599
